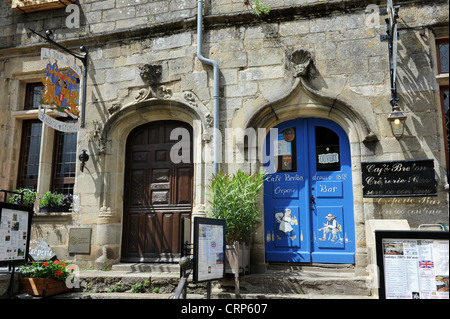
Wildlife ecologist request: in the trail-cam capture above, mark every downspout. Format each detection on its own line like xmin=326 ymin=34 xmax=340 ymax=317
xmin=197 ymin=0 xmax=220 ymax=175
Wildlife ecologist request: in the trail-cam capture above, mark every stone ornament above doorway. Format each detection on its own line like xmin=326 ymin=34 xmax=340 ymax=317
xmin=290 ymin=49 xmax=312 ymax=78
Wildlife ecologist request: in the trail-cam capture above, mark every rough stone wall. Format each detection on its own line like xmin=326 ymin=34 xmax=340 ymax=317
xmin=0 ymin=0 xmax=448 ymax=269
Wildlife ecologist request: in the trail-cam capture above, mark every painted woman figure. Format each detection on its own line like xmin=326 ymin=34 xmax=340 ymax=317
xmin=275 ymin=208 xmax=297 ymax=241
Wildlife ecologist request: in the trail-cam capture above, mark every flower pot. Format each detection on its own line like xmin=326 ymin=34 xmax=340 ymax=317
xmin=39 ymin=206 xmax=70 ymax=213
xmin=225 ymin=241 xmax=250 ymax=275
xmin=20 ymin=278 xmax=71 ymax=297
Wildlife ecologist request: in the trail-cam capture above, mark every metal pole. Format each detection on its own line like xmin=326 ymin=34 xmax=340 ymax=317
xmin=81 ymin=55 xmax=88 ymax=128
xmin=206 ymin=281 xmax=211 ymax=299
xmin=197 ymin=0 xmax=220 ymax=175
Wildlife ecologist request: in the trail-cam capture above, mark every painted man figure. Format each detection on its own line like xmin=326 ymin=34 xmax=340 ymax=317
xmin=319 ymin=213 xmax=341 ymax=242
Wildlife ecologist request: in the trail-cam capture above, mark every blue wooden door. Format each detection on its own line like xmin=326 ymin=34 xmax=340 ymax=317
xmin=263 ymin=118 xmax=355 ymax=263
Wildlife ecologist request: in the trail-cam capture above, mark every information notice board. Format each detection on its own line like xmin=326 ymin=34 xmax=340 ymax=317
xmin=0 ymin=202 xmax=33 ymax=265
xmin=193 ymin=217 xmax=226 ymax=283
xmin=376 ymin=230 xmax=449 ymax=299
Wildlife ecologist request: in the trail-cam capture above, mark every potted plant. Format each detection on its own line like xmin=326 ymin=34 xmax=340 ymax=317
xmin=206 ymin=170 xmax=266 ymax=275
xmin=18 ymin=260 xmax=76 ymax=297
xmin=39 ymin=191 xmax=72 ymax=212
xmin=7 ymin=188 xmax=37 ymax=206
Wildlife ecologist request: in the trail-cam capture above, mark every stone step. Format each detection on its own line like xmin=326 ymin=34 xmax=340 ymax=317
xmin=217 ymin=272 xmax=370 ymax=296
xmin=74 ymin=263 xmax=372 ymax=298
xmin=48 ymin=291 xmax=375 ymax=299
xmin=110 ymin=262 xmax=180 ymax=273
xmin=267 ymin=263 xmax=355 ymax=273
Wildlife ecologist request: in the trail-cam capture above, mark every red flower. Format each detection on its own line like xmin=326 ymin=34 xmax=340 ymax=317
xmin=42 ymin=262 xmax=49 ymax=266
xmin=55 ymin=270 xmax=62 ymax=277
xmin=53 ymin=260 xmax=59 ymax=264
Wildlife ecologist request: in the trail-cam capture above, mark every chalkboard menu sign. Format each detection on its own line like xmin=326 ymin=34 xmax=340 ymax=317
xmin=362 ymin=159 xmax=437 ymax=197
xmin=29 ymin=238 xmax=56 ymax=261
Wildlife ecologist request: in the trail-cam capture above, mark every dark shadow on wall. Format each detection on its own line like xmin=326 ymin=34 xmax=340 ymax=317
xmin=396 ymin=28 xmax=442 ymax=163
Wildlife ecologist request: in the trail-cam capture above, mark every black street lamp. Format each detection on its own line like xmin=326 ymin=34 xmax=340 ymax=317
xmin=79 ymin=150 xmax=89 ymax=172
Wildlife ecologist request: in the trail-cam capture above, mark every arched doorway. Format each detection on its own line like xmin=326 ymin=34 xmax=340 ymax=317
xmin=121 ymin=120 xmax=193 ymax=262
xmin=264 ymin=118 xmax=355 ymax=264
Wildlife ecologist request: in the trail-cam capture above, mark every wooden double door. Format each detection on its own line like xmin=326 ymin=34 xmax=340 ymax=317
xmin=121 ymin=121 xmax=193 ymax=262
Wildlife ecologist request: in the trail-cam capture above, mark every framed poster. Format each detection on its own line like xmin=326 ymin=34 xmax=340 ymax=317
xmin=0 ymin=202 xmax=34 ymax=266
xmin=193 ymin=217 xmax=226 ymax=283
xmin=376 ymin=230 xmax=449 ymax=299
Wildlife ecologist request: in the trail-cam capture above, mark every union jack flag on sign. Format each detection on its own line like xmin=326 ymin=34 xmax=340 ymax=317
xmin=419 ymin=260 xmax=434 ymax=269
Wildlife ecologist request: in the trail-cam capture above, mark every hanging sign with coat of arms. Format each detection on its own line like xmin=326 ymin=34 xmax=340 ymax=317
xmin=39 ymin=48 xmax=80 ymax=132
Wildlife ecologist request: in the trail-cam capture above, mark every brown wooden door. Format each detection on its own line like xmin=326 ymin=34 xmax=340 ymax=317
xmin=121 ymin=121 xmax=193 ymax=262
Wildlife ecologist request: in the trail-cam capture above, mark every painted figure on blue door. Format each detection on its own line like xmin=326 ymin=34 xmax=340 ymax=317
xmin=275 ymin=208 xmax=298 ymax=241
xmin=318 ymin=214 xmax=341 ymax=242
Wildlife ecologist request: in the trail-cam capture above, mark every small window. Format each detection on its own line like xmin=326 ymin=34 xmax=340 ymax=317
xmin=440 ymin=87 xmax=449 ymax=173
xmin=437 ymin=38 xmax=449 ymax=74
xmin=24 ymin=83 xmax=45 ymax=110
xmin=17 ymin=120 xmax=42 ymax=190
xmin=276 ymin=127 xmax=297 ymax=173
xmin=315 ymin=127 xmax=340 ymax=172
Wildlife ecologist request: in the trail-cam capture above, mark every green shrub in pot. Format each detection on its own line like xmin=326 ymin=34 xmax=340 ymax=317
xmin=206 ymin=170 xmax=266 ymax=244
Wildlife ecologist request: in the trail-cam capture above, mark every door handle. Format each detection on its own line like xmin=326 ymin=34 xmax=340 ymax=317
xmin=310 ymin=195 xmax=316 ymax=214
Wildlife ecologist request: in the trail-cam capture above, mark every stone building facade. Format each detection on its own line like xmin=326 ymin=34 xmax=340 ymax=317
xmin=0 ymin=0 xmax=448 ymax=275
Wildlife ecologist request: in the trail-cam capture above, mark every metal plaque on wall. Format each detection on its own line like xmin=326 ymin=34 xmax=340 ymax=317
xmin=68 ymin=228 xmax=91 ymax=254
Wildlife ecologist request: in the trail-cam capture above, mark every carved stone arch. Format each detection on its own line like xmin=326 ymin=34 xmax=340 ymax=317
xmin=235 ymin=77 xmax=378 ymax=145
xmin=102 ymin=93 xmax=213 ymax=144
xmin=95 ymin=95 xmax=211 ymax=223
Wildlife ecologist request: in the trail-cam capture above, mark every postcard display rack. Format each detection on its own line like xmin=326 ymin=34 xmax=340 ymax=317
xmin=376 ymin=230 xmax=449 ymax=299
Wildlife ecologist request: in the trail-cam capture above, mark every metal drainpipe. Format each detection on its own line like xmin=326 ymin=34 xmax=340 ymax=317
xmin=197 ymin=0 xmax=220 ymax=175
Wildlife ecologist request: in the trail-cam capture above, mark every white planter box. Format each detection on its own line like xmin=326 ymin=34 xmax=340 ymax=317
xmin=225 ymin=241 xmax=250 ymax=275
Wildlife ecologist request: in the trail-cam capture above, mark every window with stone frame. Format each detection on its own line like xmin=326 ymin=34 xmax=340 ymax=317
xmin=17 ymin=120 xmax=42 ymax=191
xmin=436 ymin=37 xmax=449 ymax=178
xmin=436 ymin=38 xmax=449 ymax=74
xmin=24 ymin=82 xmax=45 ymax=110
xmin=17 ymin=82 xmax=78 ymax=197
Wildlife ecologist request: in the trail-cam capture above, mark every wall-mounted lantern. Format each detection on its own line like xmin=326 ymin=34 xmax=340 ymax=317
xmin=387 ymin=104 xmax=407 ymax=138
xmin=79 ymin=149 xmax=89 ymax=172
